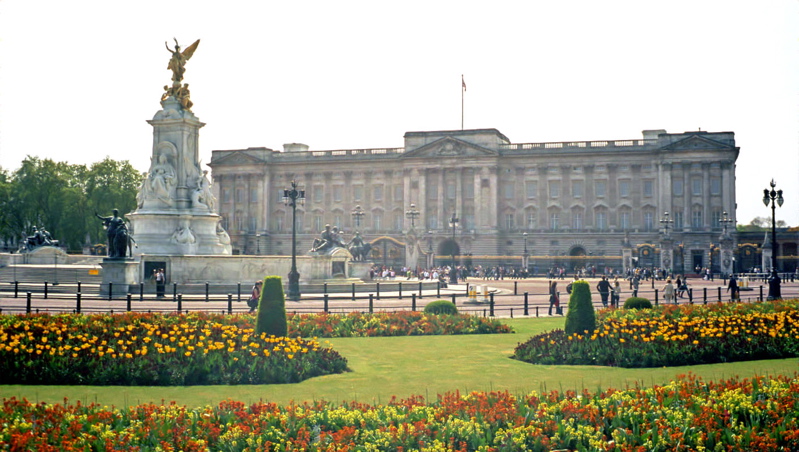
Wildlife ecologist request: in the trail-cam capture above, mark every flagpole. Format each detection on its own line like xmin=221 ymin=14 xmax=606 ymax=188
xmin=461 ymin=74 xmax=465 ymax=130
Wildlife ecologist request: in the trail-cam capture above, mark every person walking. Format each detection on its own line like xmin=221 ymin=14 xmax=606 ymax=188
xmin=727 ymin=275 xmax=739 ymax=302
xmin=155 ymin=268 xmax=166 ymax=298
xmin=596 ymin=276 xmax=612 ymax=307
xmin=248 ymin=281 xmax=262 ymax=313
xmin=663 ymin=278 xmax=676 ymax=304
xmin=631 ymin=275 xmax=640 ymax=297
xmin=611 ymin=278 xmax=622 ymax=307
xmin=548 ymin=280 xmax=561 ymax=316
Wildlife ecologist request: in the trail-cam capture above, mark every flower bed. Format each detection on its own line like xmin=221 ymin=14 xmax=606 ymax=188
xmin=514 ymin=300 xmax=799 ymax=367
xmin=0 ymin=313 xmax=347 ymax=385
xmin=3 ymin=373 xmax=799 ymax=451
xmin=286 ymin=311 xmax=513 ymax=337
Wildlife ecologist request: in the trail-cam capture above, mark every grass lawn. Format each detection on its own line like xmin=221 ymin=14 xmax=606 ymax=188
xmin=1 ymin=316 xmax=796 ymax=407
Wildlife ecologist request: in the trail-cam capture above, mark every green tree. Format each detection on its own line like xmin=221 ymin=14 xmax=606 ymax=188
xmin=564 ymin=280 xmax=596 ymax=336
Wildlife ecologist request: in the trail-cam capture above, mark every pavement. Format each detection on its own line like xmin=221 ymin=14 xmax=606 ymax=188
xmin=1 ymin=275 xmax=790 ymax=318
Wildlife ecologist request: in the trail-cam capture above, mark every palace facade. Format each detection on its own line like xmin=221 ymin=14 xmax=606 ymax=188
xmin=208 ymin=128 xmax=744 ymax=273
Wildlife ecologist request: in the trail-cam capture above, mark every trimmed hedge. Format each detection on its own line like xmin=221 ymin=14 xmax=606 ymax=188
xmin=423 ymin=300 xmax=459 ymax=315
xmin=564 ymin=280 xmax=596 ymax=335
xmin=624 ymin=297 xmax=653 ymax=310
xmin=255 ymin=275 xmax=288 ymax=337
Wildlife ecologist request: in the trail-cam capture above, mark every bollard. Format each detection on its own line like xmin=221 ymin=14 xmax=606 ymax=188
xmin=14 ymin=281 xmax=18 ymax=298
xmin=237 ymin=282 xmax=242 ymax=303
xmin=205 ymin=282 xmax=210 ymax=302
xmin=524 ymin=292 xmax=529 ymax=316
xmin=535 ymin=305 xmax=539 ymax=318
xmin=418 ymin=282 xmax=423 ymax=299
xmin=451 ymin=293 xmax=456 ymax=305
xmin=398 ymin=282 xmax=402 ymax=299
xmin=437 ymin=281 xmax=440 ymax=298
xmin=351 ymin=283 xmax=356 ymax=301
xmin=759 ymin=285 xmax=763 ymax=302
xmin=323 ymin=294 xmax=329 ymax=313
xmin=718 ymin=287 xmax=722 ymax=303
xmin=76 ymin=292 xmax=82 ymax=314
xmin=654 ymin=289 xmax=658 ymax=306
xmin=514 ymin=281 xmax=518 ymax=295
xmin=412 ymin=293 xmax=417 ymax=311
xmin=510 ymin=308 xmax=513 ymax=318
xmin=177 ymin=294 xmax=183 ymax=312
xmin=376 ymin=282 xmax=380 ymax=300
xmin=324 ymin=282 xmax=328 ymax=294
xmin=26 ymin=292 xmax=32 ymax=313
xmin=108 ymin=282 xmax=113 ymax=300
xmin=227 ymin=294 xmax=233 ymax=314
xmin=44 ymin=281 xmax=48 ymax=299
xmin=173 ymin=282 xmax=178 ymax=301
xmin=139 ymin=282 xmax=144 ymax=301
xmin=369 ymin=294 xmax=374 ymax=314
xmin=489 ymin=293 xmax=495 ymax=317
xmin=688 ymin=288 xmax=693 ymax=304
xmin=77 ymin=281 xmax=82 ymax=293
xmin=703 ymin=287 xmax=707 ymax=304
xmin=126 ymin=293 xmax=132 ymax=312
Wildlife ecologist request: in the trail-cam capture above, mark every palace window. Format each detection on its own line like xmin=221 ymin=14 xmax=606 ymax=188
xmin=250 ymin=188 xmax=258 ymax=203
xmin=711 ymin=177 xmax=721 ymax=195
xmin=620 ymin=211 xmax=631 ymax=230
xmin=643 ymin=180 xmax=654 ymax=198
xmin=394 ymin=185 xmax=403 ymax=202
xmin=503 ymin=182 xmax=515 ymax=200
xmin=596 ymin=211 xmax=607 ymax=231
xmin=643 ymin=211 xmax=654 ymax=231
xmin=549 ymin=181 xmax=560 ymax=198
xmin=674 ymin=211 xmax=683 ymax=229
xmin=313 ymin=186 xmax=323 ymax=203
xmin=333 ymin=185 xmax=343 ymax=203
xmin=691 ymin=178 xmax=702 ymax=196
xmin=526 ymin=181 xmax=537 ymax=199
xmin=692 ymin=209 xmax=702 ymax=229
xmin=673 ymin=179 xmax=683 ymax=196
xmin=595 ymin=181 xmax=606 ymax=198
xmin=550 ymin=212 xmax=559 ymax=230
xmin=505 ymin=213 xmax=515 ymax=230
xmin=526 ymin=211 xmax=537 ymax=230
xmin=373 ymin=185 xmax=383 ymax=201
xmin=353 ymin=185 xmax=364 ymax=202
xmin=572 ymin=180 xmax=583 ymax=198
xmin=619 ymin=180 xmax=631 ymax=198
xmin=572 ymin=211 xmax=582 ymax=230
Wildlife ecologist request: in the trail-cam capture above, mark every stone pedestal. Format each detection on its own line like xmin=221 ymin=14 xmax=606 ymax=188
xmin=99 ymin=259 xmax=139 ymax=297
xmin=21 ymin=246 xmax=68 ymax=265
xmin=127 ymin=97 xmax=231 ymax=256
xmin=348 ymin=261 xmax=373 ymax=280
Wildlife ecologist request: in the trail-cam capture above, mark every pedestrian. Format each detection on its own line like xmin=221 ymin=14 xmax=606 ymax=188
xmin=632 ymin=276 xmax=640 ymax=297
xmin=596 ymin=276 xmax=611 ymax=307
xmin=611 ymin=278 xmax=622 ymax=307
xmin=663 ymin=278 xmax=675 ymax=304
xmin=676 ymin=276 xmax=684 ymax=298
xmin=247 ymin=280 xmax=262 ymax=312
xmin=727 ymin=275 xmax=739 ymax=302
xmin=156 ymin=268 xmax=165 ymax=298
xmin=548 ymin=280 xmax=561 ymax=316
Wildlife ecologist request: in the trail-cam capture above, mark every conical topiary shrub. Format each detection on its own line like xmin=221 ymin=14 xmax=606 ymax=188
xmin=255 ymin=275 xmax=287 ymax=337
xmin=564 ymin=280 xmax=596 ymax=335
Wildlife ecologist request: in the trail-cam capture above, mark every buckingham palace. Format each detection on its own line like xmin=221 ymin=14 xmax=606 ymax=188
xmin=209 ymin=127 xmax=742 ymax=274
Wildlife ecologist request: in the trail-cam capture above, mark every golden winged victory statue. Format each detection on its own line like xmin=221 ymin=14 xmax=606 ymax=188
xmin=163 ymin=38 xmax=200 ymax=111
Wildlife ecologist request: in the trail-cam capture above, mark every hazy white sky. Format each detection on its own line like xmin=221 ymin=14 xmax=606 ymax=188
xmin=1 ymin=1 xmax=797 ymax=225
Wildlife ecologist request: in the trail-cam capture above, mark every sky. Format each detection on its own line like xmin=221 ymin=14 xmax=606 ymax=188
xmin=1 ymin=1 xmax=797 ymax=226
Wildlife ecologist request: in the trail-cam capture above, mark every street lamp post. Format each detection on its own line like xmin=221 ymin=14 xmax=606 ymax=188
xmin=427 ymin=230 xmax=434 ymax=269
xmin=448 ymin=212 xmax=459 ymax=285
xmin=351 ymin=205 xmax=364 ymax=232
xmin=659 ymin=211 xmax=673 ymax=237
xmin=283 ymin=180 xmax=305 ymax=301
xmin=719 ymin=211 xmax=734 ymax=235
xmin=763 ymin=179 xmax=784 ymax=300
xmin=255 ymin=233 xmax=261 ymax=255
xmin=405 ymin=203 xmax=420 ymax=230
xmin=522 ymin=232 xmax=529 ymax=271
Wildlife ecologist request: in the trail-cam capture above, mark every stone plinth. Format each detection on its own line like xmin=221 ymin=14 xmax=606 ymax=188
xmin=21 ymin=246 xmax=68 ymax=265
xmin=127 ymin=212 xmax=230 ymax=256
xmin=99 ymin=259 xmax=139 ymax=297
xmin=348 ymin=261 xmax=373 ymax=280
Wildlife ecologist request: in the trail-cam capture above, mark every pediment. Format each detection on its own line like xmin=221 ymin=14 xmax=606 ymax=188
xmin=659 ymin=135 xmax=735 ymax=152
xmin=210 ymin=151 xmax=264 ymax=166
xmin=401 ymin=137 xmax=499 ymax=159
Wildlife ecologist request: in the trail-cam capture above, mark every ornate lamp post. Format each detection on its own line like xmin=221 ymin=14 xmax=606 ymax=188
xmin=427 ymin=230 xmax=434 ymax=269
xmin=351 ymin=205 xmax=364 ymax=232
xmin=448 ymin=212 xmax=459 ymax=285
xmin=405 ymin=203 xmax=420 ymax=230
xmin=283 ymin=180 xmax=305 ymax=301
xmin=659 ymin=211 xmax=673 ymax=237
xmin=255 ymin=233 xmax=261 ymax=255
xmin=719 ymin=211 xmax=734 ymax=235
xmin=522 ymin=232 xmax=529 ymax=270
xmin=763 ymin=179 xmax=784 ymax=300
